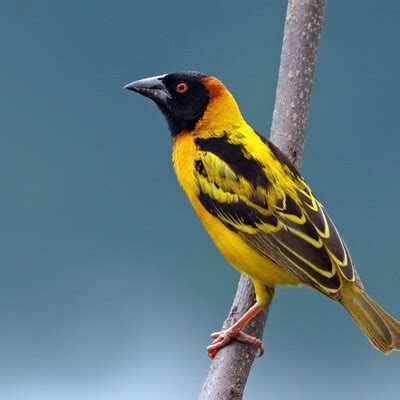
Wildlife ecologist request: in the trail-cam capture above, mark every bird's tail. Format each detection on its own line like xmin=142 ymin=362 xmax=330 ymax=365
xmin=340 ymin=285 xmax=400 ymax=354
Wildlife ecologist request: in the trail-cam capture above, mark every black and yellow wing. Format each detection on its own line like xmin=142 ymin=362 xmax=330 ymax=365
xmin=194 ymin=134 xmax=357 ymax=299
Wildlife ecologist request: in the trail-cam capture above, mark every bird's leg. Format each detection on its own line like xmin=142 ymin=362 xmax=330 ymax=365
xmin=207 ymin=283 xmax=274 ymax=359
xmin=207 ymin=303 xmax=265 ymax=359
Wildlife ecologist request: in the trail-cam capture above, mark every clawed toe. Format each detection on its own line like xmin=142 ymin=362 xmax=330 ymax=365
xmin=206 ymin=329 xmax=264 ymax=359
xmin=235 ymin=331 xmax=264 ymax=357
xmin=207 ymin=331 xmax=232 ymax=358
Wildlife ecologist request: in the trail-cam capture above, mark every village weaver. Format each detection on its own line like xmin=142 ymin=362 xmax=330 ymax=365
xmin=125 ymin=71 xmax=400 ymax=358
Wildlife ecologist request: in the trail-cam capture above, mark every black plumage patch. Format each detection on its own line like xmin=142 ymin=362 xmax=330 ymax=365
xmin=284 ymin=195 xmax=303 ymax=218
xmin=195 ymin=134 xmax=270 ymax=190
xmin=160 ymin=72 xmax=211 ymax=136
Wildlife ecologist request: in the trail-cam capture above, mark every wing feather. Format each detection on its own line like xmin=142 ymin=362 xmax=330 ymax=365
xmin=194 ymin=137 xmax=356 ymax=298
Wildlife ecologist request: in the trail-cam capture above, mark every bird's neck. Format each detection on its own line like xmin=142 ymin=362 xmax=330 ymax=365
xmin=192 ymin=83 xmax=248 ymax=139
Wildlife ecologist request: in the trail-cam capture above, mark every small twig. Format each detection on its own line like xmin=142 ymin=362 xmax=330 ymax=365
xmin=198 ymin=1 xmax=326 ymax=399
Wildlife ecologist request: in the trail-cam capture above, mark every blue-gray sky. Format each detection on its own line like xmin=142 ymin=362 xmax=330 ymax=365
xmin=1 ymin=1 xmax=399 ymax=399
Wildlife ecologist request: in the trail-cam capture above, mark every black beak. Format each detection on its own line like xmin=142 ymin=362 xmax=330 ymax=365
xmin=124 ymin=74 xmax=170 ymax=104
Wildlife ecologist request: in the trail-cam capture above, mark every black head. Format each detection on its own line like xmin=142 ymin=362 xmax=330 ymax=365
xmin=125 ymin=71 xmax=211 ymax=136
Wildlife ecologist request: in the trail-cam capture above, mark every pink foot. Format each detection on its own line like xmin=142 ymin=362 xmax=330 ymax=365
xmin=207 ymin=329 xmax=264 ymax=359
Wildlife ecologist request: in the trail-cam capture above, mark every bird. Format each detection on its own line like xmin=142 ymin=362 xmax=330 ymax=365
xmin=124 ymin=71 xmax=400 ymax=358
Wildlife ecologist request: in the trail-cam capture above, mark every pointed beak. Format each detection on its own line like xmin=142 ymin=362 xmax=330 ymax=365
xmin=124 ymin=74 xmax=170 ymax=104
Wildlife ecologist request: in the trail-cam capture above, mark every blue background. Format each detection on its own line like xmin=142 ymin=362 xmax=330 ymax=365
xmin=1 ymin=1 xmax=399 ymax=399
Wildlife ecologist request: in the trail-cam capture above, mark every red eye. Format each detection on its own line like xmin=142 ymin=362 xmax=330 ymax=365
xmin=176 ymin=82 xmax=188 ymax=93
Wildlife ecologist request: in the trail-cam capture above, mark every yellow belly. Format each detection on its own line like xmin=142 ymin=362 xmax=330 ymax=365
xmin=192 ymin=196 xmax=300 ymax=287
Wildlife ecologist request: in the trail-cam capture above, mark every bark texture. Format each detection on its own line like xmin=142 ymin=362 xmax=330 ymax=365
xmin=270 ymin=0 xmax=326 ymax=166
xmin=198 ymin=1 xmax=326 ymax=399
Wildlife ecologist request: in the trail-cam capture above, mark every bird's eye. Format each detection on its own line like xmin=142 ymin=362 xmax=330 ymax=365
xmin=176 ymin=83 xmax=188 ymax=93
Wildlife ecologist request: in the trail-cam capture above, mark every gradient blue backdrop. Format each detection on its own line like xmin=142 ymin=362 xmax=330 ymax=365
xmin=1 ymin=1 xmax=399 ymax=399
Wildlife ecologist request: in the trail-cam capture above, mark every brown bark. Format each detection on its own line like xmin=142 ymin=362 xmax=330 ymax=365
xmin=198 ymin=1 xmax=326 ymax=399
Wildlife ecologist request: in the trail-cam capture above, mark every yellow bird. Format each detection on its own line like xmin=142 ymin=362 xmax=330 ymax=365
xmin=125 ymin=71 xmax=400 ymax=358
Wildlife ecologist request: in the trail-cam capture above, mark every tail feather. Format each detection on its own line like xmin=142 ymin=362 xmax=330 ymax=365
xmin=340 ymin=286 xmax=400 ymax=354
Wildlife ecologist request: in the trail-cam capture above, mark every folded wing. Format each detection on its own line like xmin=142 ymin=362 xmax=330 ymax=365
xmin=194 ymin=139 xmax=356 ymax=299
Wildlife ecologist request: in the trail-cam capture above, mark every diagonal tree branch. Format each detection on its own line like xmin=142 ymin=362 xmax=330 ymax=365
xmin=198 ymin=1 xmax=326 ymax=399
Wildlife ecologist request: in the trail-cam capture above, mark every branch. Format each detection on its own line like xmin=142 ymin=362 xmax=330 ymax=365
xmin=198 ymin=1 xmax=326 ymax=399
